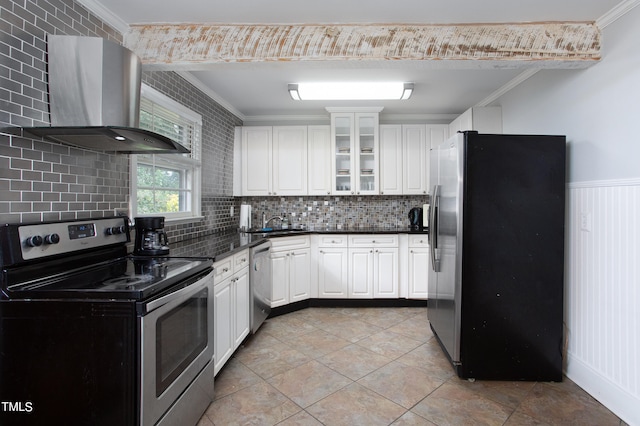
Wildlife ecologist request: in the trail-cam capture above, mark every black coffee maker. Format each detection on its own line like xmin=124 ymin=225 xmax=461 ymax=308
xmin=133 ymin=216 xmax=170 ymax=256
xmin=408 ymin=207 xmax=424 ymax=231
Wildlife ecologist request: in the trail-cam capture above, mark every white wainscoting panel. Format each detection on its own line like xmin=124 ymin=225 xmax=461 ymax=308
xmin=566 ymin=179 xmax=640 ymax=425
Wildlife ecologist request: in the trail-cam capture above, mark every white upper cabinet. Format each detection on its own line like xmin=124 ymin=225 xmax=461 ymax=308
xmin=331 ymin=112 xmax=356 ymax=195
xmin=403 ymin=124 xmax=428 ymax=195
xmin=272 ymin=126 xmax=308 ymax=195
xmin=329 ymin=108 xmax=381 ymax=195
xmin=240 ymin=126 xmax=307 ymax=196
xmin=237 ymin=115 xmax=448 ymax=196
xmin=379 ymin=125 xmax=403 ymax=195
xmin=355 ymin=113 xmax=379 ymax=195
xmin=241 ymin=126 xmax=272 ymax=196
xmin=307 ymin=125 xmax=332 ymax=196
xmin=380 ymin=124 xmax=448 ymax=195
xmin=425 ymin=124 xmax=449 ymax=192
xmin=448 ymin=106 xmax=502 ymax=135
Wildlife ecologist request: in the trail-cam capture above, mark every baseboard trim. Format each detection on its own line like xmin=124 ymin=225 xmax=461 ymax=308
xmin=566 ymin=353 xmax=639 ymax=425
xmin=269 ymin=298 xmax=428 ymax=318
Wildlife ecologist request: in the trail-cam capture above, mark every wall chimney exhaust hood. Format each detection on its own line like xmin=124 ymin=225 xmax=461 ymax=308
xmin=22 ymin=35 xmax=189 ymax=154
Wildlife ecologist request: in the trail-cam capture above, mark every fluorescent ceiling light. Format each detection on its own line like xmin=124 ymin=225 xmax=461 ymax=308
xmin=288 ymin=82 xmax=414 ymax=100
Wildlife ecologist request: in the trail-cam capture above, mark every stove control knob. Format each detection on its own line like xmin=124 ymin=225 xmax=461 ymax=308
xmin=25 ymin=235 xmax=43 ymax=247
xmin=106 ymin=225 xmax=126 ymax=235
xmin=44 ymin=233 xmax=60 ymax=244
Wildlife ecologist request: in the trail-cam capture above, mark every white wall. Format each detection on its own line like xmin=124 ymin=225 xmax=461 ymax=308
xmin=494 ymin=5 xmax=640 ymax=425
xmin=497 ymin=6 xmax=640 ymax=183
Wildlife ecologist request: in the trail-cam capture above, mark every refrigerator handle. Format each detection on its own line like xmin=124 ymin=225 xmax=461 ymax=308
xmin=429 ymin=185 xmax=441 ymax=272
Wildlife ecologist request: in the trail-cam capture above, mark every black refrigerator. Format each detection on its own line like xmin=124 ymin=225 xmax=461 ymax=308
xmin=427 ymin=131 xmax=565 ymax=381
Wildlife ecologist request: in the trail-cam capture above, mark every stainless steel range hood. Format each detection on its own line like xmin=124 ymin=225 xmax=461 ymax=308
xmin=22 ymin=35 xmax=189 ymax=154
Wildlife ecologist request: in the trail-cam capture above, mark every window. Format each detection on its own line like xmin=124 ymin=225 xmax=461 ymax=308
xmin=131 ymin=84 xmax=203 ymax=222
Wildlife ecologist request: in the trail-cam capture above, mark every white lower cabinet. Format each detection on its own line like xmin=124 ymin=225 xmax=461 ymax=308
xmin=317 ymin=248 xmax=349 ymax=298
xmin=233 ymin=270 xmax=250 ymax=347
xmin=374 ymin=248 xmax=399 ymax=298
xmin=348 ymin=246 xmax=399 ymax=298
xmin=348 ymin=248 xmax=374 ymax=298
xmin=346 ymin=235 xmax=399 ymax=298
xmin=214 ymin=250 xmax=250 ymax=376
xmin=316 ymin=235 xmax=349 ymax=298
xmin=270 ymin=236 xmax=311 ymax=307
xmin=407 ymin=235 xmax=429 ymax=299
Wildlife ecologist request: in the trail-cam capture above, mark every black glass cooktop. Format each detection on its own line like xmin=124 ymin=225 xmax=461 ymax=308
xmin=3 ymin=256 xmax=213 ymax=301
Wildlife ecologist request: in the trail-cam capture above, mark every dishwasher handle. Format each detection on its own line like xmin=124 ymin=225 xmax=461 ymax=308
xmin=253 ymin=245 xmax=271 ymax=256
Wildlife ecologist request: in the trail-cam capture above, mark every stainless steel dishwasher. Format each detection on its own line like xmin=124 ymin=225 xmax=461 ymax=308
xmin=249 ymin=240 xmax=272 ymax=333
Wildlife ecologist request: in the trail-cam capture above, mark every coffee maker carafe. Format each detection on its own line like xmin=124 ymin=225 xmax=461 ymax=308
xmin=408 ymin=207 xmax=424 ymax=231
xmin=134 ymin=216 xmax=169 ymax=256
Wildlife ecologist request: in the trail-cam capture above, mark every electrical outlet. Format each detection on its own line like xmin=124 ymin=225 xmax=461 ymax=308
xmin=580 ymin=212 xmax=592 ymax=232
xmin=230 ymin=206 xmax=234 ymax=216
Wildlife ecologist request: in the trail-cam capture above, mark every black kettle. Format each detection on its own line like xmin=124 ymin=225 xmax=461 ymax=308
xmin=408 ymin=207 xmax=423 ymax=230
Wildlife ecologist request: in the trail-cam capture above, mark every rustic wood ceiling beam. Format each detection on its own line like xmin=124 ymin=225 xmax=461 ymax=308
xmin=125 ymin=22 xmax=600 ymax=70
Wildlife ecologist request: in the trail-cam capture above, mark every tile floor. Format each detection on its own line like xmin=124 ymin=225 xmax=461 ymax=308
xmin=198 ymin=307 xmax=625 ymax=426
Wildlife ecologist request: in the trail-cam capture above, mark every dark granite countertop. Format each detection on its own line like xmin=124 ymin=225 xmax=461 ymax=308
xmin=170 ymin=230 xmax=268 ymax=261
xmin=170 ymin=227 xmax=429 ymax=262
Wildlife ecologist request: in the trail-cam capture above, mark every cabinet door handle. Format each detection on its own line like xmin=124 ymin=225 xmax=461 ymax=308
xmin=320 ymin=250 xmax=324 ymax=254
xmin=223 ymin=267 xmax=229 ymax=272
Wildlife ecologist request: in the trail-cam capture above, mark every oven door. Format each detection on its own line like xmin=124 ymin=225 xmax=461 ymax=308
xmin=140 ymin=269 xmax=214 ymax=426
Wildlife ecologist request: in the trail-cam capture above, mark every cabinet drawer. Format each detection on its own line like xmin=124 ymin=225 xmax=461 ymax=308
xmin=317 ymin=234 xmax=348 ymax=247
xmin=408 ymin=235 xmax=429 ymax=247
xmin=348 ymin=234 xmax=398 ymax=247
xmin=233 ymin=249 xmax=249 ymax=271
xmin=270 ymin=235 xmax=310 ymax=251
xmin=213 ymin=257 xmax=234 ymax=282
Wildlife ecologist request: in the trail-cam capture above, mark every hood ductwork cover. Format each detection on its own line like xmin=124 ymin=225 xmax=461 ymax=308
xmin=23 ymin=35 xmax=189 ymax=154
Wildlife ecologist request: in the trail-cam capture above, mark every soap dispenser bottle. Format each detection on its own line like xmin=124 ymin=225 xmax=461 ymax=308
xmin=281 ymin=212 xmax=289 ymax=229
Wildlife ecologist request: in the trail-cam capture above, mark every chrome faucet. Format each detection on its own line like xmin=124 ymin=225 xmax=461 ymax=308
xmin=262 ymin=213 xmax=282 ymax=228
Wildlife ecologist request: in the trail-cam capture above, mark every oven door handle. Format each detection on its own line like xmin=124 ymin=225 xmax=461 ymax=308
xmin=144 ymin=270 xmax=213 ymax=313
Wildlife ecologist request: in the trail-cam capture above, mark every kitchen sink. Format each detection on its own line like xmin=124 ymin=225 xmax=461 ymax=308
xmin=247 ymin=227 xmax=308 ymax=236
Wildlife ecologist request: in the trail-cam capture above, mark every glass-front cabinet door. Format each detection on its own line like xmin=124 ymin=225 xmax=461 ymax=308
xmin=331 ymin=113 xmax=354 ymax=194
xmin=329 ymin=108 xmax=381 ymax=195
xmin=355 ymin=113 xmax=379 ymax=194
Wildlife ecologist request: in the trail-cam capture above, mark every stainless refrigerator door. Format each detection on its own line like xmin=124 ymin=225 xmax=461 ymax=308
xmin=428 ymin=133 xmax=464 ymax=364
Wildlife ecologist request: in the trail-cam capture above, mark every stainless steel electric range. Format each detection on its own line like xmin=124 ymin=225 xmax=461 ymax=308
xmin=0 ymin=217 xmax=214 ymax=426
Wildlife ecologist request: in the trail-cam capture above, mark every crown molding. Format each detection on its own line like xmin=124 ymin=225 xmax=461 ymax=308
xmin=597 ymin=0 xmax=640 ymax=28
xmin=476 ymin=69 xmax=540 ymax=107
xmin=75 ymin=0 xmax=130 ymax=35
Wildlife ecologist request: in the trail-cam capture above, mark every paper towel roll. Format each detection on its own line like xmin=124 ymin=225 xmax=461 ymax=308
xmin=239 ymin=204 xmax=251 ymax=231
xmin=423 ymin=203 xmax=430 ymax=229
